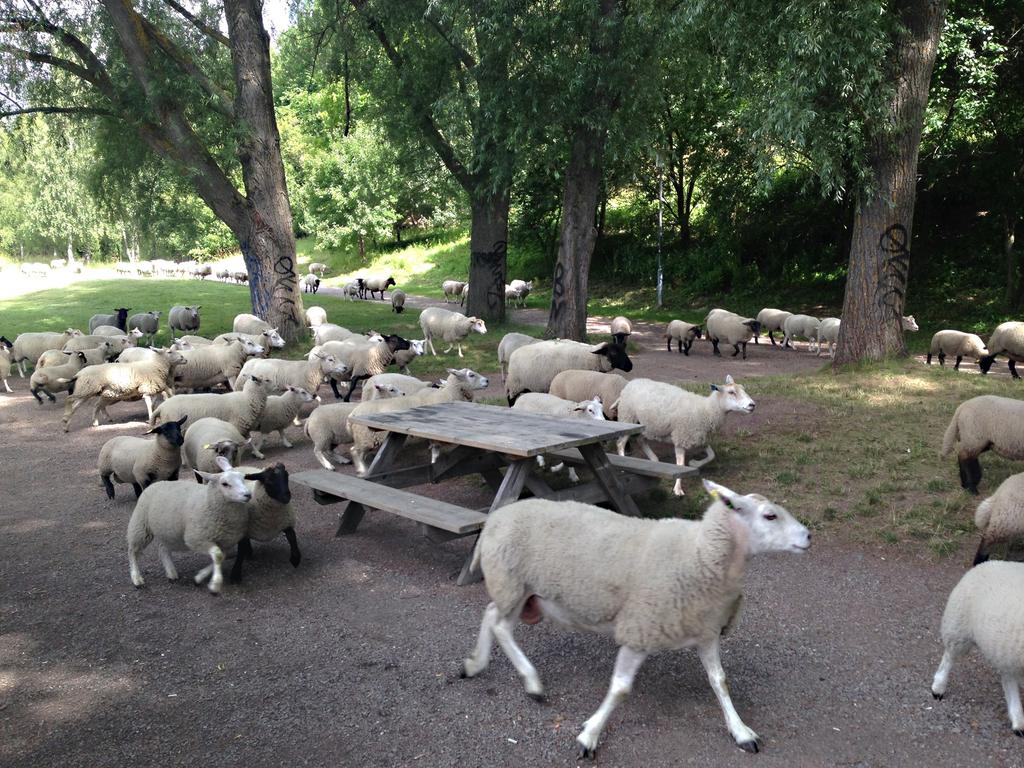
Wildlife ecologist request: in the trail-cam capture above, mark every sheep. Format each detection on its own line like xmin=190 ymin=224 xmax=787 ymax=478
xmin=460 ymin=283 xmax=469 ymax=306
xmin=313 ymin=323 xmax=357 ymax=344
xmin=168 ymin=305 xmax=201 ymax=339
xmin=11 ymin=329 xmax=82 ymax=376
xmin=29 ymin=348 xmax=109 ymax=403
xmin=314 ymin=334 xmax=410 ymax=401
xmin=236 ymin=353 xmax=347 ymax=398
xmin=63 ymin=333 xmax=136 ymax=357
xmin=391 ymin=289 xmax=407 ymax=314
xmin=609 ymin=316 xmax=632 ymax=346
xmin=88 ymin=308 xmax=131 ymax=333
xmin=305 ymin=306 xmax=327 ymax=328
xmin=304 ymin=382 xmax=406 ymax=469
xmin=614 ymin=375 xmax=756 ymax=496
xmin=250 ymin=386 xmax=317 ymax=455
xmin=817 ymin=317 xmax=841 ymax=358
xmin=232 ymin=270 xmax=249 ymax=284
xmin=507 ymin=279 xmax=533 ymax=308
xmin=755 ymin=308 xmax=793 ymax=346
xmin=177 ymin=334 xmax=214 ymax=346
xmin=348 ymin=369 xmax=489 ymax=474
xmin=302 ymin=273 xmax=321 ymax=293
xmin=705 ymin=309 xmax=762 ymax=359
xmin=309 ymin=262 xmax=328 ymax=276
xmin=442 ymin=280 xmax=466 ymax=303
xmin=0 ymin=345 xmax=11 ymax=393
xmin=174 ymin=338 xmax=265 ymax=391
xmin=461 ymin=480 xmax=811 ymax=757
xmin=927 ymin=330 xmax=990 ymax=370
xmin=341 ymin=280 xmax=361 ymax=300
xmin=62 ymin=347 xmax=186 ymax=430
xmin=190 ymin=263 xmax=213 ymax=279
xmin=126 ymin=467 xmax=253 ymax=594
xmin=38 ymin=340 xmax=115 ymax=369
xmin=513 ymin=394 xmax=606 ymax=482
xmin=971 ymin=472 xmax=1024 ymax=565
xmin=116 ymin=339 xmax=192 ymax=363
xmin=363 ymin=275 xmax=396 ymax=300
xmin=213 ymin=328 xmax=286 ymax=357
xmin=362 ymin=374 xmax=426 ymax=399
xmin=979 ymin=321 xmax=1024 ymax=379
xmin=418 ymin=307 xmax=487 ymax=358
xmin=231 ymin=313 xmax=270 ymax=335
xmin=392 ymin=339 xmax=426 ymax=374
xmin=549 ymin=370 xmax=628 ymax=420
xmin=941 ymin=395 xmax=1024 ymax=493
xmin=92 ymin=325 xmax=135 ymax=337
xmin=151 ymin=375 xmax=270 ymax=437
xmin=182 ymin=417 xmax=256 ymax=478
xmin=497 ymin=332 xmax=541 ymax=384
xmin=782 ymin=314 xmax=822 ymax=353
xmin=664 ymin=320 xmax=703 ymax=355
xmin=128 ymin=311 xmax=161 ymax=344
xmin=931 ymin=560 xmax=1024 ymax=736
xmin=98 ymin=416 xmax=188 ymax=499
xmin=903 ymin=314 xmax=919 ymax=331
xmin=505 ymin=340 xmax=633 ymax=404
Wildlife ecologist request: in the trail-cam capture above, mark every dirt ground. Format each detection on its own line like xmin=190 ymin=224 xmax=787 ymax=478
xmin=2 ymin=302 xmax=1020 ymax=768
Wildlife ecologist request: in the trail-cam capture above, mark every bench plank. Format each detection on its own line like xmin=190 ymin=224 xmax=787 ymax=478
xmin=545 ymin=448 xmax=698 ymax=479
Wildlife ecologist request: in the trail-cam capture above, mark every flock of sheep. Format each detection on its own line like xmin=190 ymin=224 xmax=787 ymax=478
xmin=5 ymin=278 xmax=1024 ymax=758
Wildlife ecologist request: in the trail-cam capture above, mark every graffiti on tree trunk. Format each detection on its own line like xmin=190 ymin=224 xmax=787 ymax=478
xmin=550 ymin=261 xmax=567 ymax=323
xmin=876 ymin=223 xmax=910 ymax=320
xmin=472 ymin=240 xmax=506 ymax=313
xmin=241 ymin=211 xmax=297 ymax=320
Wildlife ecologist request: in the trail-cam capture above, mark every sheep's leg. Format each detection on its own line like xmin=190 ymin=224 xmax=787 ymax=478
xmin=443 ymin=344 xmax=454 ymax=354
xmin=636 ymin=437 xmax=659 ymax=462
xmin=284 ymin=526 xmax=301 ymax=567
xmin=938 ymin=352 xmax=946 ymax=367
xmin=30 ymin=386 xmax=44 ymax=404
xmin=101 ymin=473 xmax=116 ymax=500
xmin=457 ymin=342 xmax=464 ymax=358
xmin=576 ymin=646 xmax=648 ymax=759
xmin=767 ymin=329 xmax=777 ymax=346
xmin=329 ymin=379 xmax=343 ymax=399
xmin=1009 ymin=360 xmax=1020 ymax=380
xmin=927 ymin=353 xmax=932 ymax=364
xmin=616 ymin=435 xmax=630 ymax=457
xmin=536 ymin=454 xmax=546 ymax=469
xmin=17 ymin=359 xmax=25 ymax=377
xmin=491 ymin=611 xmax=544 ymax=700
xmin=278 ymin=429 xmax=293 ymax=448
xmin=229 ymin=538 xmax=253 ymax=583
xmin=2 ymin=377 xmax=11 ymax=392
xmin=128 ymin=542 xmax=146 ymax=587
xmin=313 ymin=446 xmax=336 ymax=471
xmin=142 ymin=394 xmax=155 ymax=423
xmin=250 ymin=432 xmax=265 ymax=456
xmin=62 ymin=396 xmax=86 ymax=431
xmin=426 ymin=335 xmax=438 ymax=356
xmin=959 ymin=456 xmax=982 ymax=494
xmin=1001 ymin=675 xmax=1024 ymax=735
xmin=930 ymin=648 xmax=959 ymax=700
xmin=462 ymin=602 xmax=499 ymax=679
xmin=698 ymin=639 xmax=761 ymax=752
xmin=202 ymin=545 xmax=226 ymax=594
xmin=157 ymin=542 xmax=179 ymax=581
xmin=974 ymin=535 xmax=991 ymax=565
xmin=711 ymin=338 xmax=720 ymax=356
xmin=673 ymin=448 xmax=688 ymax=496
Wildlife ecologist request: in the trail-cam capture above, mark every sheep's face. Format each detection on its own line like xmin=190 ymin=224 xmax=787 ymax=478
xmin=212 ymin=470 xmax=252 ymax=503
xmin=383 ymin=334 xmax=411 ymax=352
xmin=447 ymin=368 xmax=489 ymax=390
xmin=409 ymin=340 xmax=426 ymax=356
xmin=574 ymin=397 xmax=605 ymax=420
xmin=468 ymin=319 xmax=487 ymax=335
xmin=591 ymin=342 xmax=633 ymax=373
xmin=710 ymin=375 xmax=755 ymax=413
xmin=264 ymin=329 xmax=286 ymax=348
xmin=901 ymin=315 xmax=919 ymax=332
xmin=317 ymin=354 xmax=349 ymax=377
xmin=244 ymin=463 xmax=291 ymax=504
xmin=165 ymin=349 xmax=187 ymax=366
xmin=385 ymin=277 xmax=396 ymax=288
xmin=374 ymin=383 xmax=405 ymax=398
xmin=151 ymin=415 xmax=188 ymax=447
xmin=286 ymin=386 xmax=316 ymax=403
xmin=240 ymin=338 xmax=265 ymax=357
xmin=704 ymin=480 xmax=810 ymax=555
xmin=691 ymin=325 xmax=703 ymax=340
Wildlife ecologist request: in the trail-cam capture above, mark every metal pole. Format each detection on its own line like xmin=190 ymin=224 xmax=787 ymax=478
xmin=656 ymin=153 xmax=664 ymax=308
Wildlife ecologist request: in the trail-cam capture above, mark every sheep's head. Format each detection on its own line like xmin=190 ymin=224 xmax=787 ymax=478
xmin=316 ymin=353 xmax=349 ymax=377
xmin=692 ymin=325 xmax=703 ymax=340
xmin=67 ymin=328 xmax=83 ymax=337
xmin=743 ymin=320 xmax=763 ymax=336
xmin=240 ymin=338 xmax=265 ymax=357
xmin=446 ymin=368 xmax=489 ymax=390
xmin=591 ymin=341 xmax=633 ymax=373
xmin=263 ymin=328 xmax=286 ymax=348
xmin=204 ymin=439 xmax=241 ymax=459
xmin=373 ymin=382 xmax=405 ymax=398
xmin=244 ymin=463 xmax=291 ymax=504
xmin=383 ymin=334 xmax=411 ymax=352
xmin=409 ymin=340 xmax=426 ymax=356
xmin=385 ymin=277 xmax=396 ymax=288
xmin=0 ymin=335 xmax=12 ymax=349
xmin=285 ymin=385 xmax=316 ymax=403
xmin=902 ymin=315 xmax=919 ymax=332
xmin=703 ymin=479 xmax=810 ymax=555
xmin=468 ymin=318 xmax=487 ymax=335
xmin=710 ymin=374 xmax=755 ymax=413
xmin=149 ymin=415 xmax=187 ymax=447
xmin=573 ymin=396 xmax=605 ymax=420
xmin=197 ymin=467 xmax=251 ymax=503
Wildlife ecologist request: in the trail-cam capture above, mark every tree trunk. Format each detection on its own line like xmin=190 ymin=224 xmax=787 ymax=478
xmin=545 ymin=126 xmax=605 ymax=341
xmin=833 ymin=0 xmax=947 ymax=366
xmin=1006 ymin=214 xmax=1021 ymax=310
xmin=465 ymin=193 xmax=509 ymax=323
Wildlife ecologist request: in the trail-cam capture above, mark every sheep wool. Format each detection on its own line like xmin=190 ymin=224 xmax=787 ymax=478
xmin=305 ymin=402 xmax=362 ymax=469
xmin=940 ymin=395 xmax=1024 ymax=493
xmin=214 ymin=329 xmax=286 ymax=356
xmin=549 ymin=370 xmax=628 ymax=419
xmin=30 ymin=349 xmax=108 ymax=403
xmin=11 ymin=329 xmax=81 ymax=376
xmin=182 ymin=417 xmax=251 ymax=476
xmin=236 ymin=353 xmax=346 ymax=397
xmin=817 ymin=318 xmax=841 ymax=357
xmin=505 ymin=339 xmax=632 ymax=404
xmin=251 ymin=386 xmax=317 ymax=454
xmin=98 ymin=417 xmax=187 ymax=499
xmin=972 ymin=471 xmax=1024 ymax=564
xmin=128 ymin=311 xmax=161 ymax=344
xmin=705 ymin=309 xmax=762 ymax=359
xmin=305 ymin=306 xmax=328 ymax=328
xmin=928 ymin=330 xmax=989 ymax=370
xmin=232 ymin=313 xmax=271 ymax=335
xmin=391 ymin=289 xmax=407 ymax=313
xmin=362 ymin=373 xmax=433 ymax=400
xmin=314 ymin=335 xmax=409 ymax=401
xmin=168 ymin=306 xmax=201 ymax=338
xmin=392 ymin=339 xmax=425 ymax=374
xmin=979 ymin=321 xmax=1024 ymax=379
xmin=782 ymin=314 xmax=822 ymax=353
xmin=497 ymin=332 xmax=541 ymax=383
xmin=0 ymin=345 xmax=11 ymax=393
xmin=174 ymin=339 xmax=263 ymax=391
xmin=313 ymin=324 xmax=356 ymax=344
xmin=442 ymin=280 xmax=466 ymax=303
xmin=419 ymin=307 xmax=487 ymax=357
xmin=363 ymin=275 xmax=396 ymax=299
xmin=151 ymin=375 xmax=270 ymax=437
xmin=754 ymin=309 xmax=792 ymax=346
xmin=63 ymin=334 xmax=134 ymax=357
xmin=609 ymin=316 xmax=632 ymax=346
xmin=664 ymin=320 xmax=702 ymax=355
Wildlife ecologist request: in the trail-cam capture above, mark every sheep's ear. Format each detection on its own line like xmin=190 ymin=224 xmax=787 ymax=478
xmin=214 ymin=455 xmax=233 ymax=472
xmin=710 ymin=384 xmax=719 ymax=392
xmin=446 ymin=368 xmax=458 ymax=375
xmin=176 ymin=415 xmax=188 ymax=426
xmin=703 ymin=479 xmax=742 ymax=511
xmin=590 ymin=342 xmax=610 ymax=354
xmin=195 ymin=469 xmax=218 ymax=483
xmin=724 ymin=374 xmax=735 ymax=385
xmin=593 ymin=395 xmax=602 ymax=404
xmin=243 ymin=471 xmax=265 ymax=482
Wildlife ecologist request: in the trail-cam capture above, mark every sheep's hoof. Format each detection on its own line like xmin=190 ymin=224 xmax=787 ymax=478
xmin=526 ymin=691 xmax=546 ymax=703
xmin=737 ymin=738 xmax=761 ymax=753
xmin=932 ymin=691 xmax=943 ymax=700
xmin=1014 ymin=728 xmax=1024 ymax=738
xmin=576 ymin=744 xmax=596 ymax=760
xmin=290 ymin=552 xmax=301 ymax=568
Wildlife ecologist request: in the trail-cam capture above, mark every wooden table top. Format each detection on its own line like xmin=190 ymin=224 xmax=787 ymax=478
xmin=348 ymin=401 xmax=644 ymax=458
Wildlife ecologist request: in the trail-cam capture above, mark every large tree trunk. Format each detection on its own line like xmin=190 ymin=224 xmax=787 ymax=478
xmin=545 ymin=126 xmax=605 ymax=341
xmin=465 ymin=193 xmax=509 ymax=323
xmin=833 ymin=0 xmax=947 ymax=366
xmin=224 ymin=0 xmax=304 ymax=343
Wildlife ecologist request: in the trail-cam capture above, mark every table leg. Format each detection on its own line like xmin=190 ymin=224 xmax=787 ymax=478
xmin=335 ymin=501 xmax=366 ymax=537
xmin=579 ymin=443 xmax=641 ymax=517
xmin=366 ymin=432 xmax=407 ymax=476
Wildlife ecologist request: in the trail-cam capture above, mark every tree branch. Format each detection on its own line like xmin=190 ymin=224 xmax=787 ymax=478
xmin=422 ymin=2 xmax=477 ymax=70
xmin=0 ymin=105 xmax=116 ymax=118
xmin=161 ymin=0 xmax=230 ymax=46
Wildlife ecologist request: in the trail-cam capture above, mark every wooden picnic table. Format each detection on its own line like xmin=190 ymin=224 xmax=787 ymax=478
xmin=292 ymin=401 xmax=696 ymax=584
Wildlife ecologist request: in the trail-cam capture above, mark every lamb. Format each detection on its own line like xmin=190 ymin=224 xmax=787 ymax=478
xmin=609 ymin=316 xmax=632 ymax=346
xmin=971 ymin=472 xmax=1024 ymax=565
xmin=979 ymin=321 xmax=1024 ymax=379
xmin=305 ymin=306 xmax=327 ymax=328
xmin=755 ymin=308 xmax=792 ymax=346
xmin=817 ymin=317 xmax=841 ymax=358
xmin=29 ymin=348 xmax=109 ymax=403
xmin=250 ymin=386 xmax=317 ymax=455
xmin=513 ymin=394 xmax=606 ymax=482
xmin=927 ymin=330 xmax=989 ymax=370
xmin=461 ymin=480 xmax=811 ymax=757
xmin=442 ymin=280 xmax=466 ymax=303
xmin=126 ymin=467 xmax=253 ymax=594
xmin=62 ymin=347 xmax=187 ymax=430
xmin=232 ymin=312 xmax=271 ymax=335
xmin=348 ymin=369 xmax=489 ymax=474
xmin=0 ymin=345 xmax=11 ymax=393
xmin=213 ymin=328 xmax=286 ymax=356
xmin=304 ymin=383 xmax=406 ymax=469
xmin=549 ymin=370 xmax=628 ymax=419
xmin=362 ymin=374 xmax=425 ymax=399
xmin=391 ymin=289 xmax=407 ymax=314
xmin=309 ymin=262 xmax=329 ymax=276
xmin=505 ymin=340 xmax=632 ymax=404
xmin=98 ymin=416 xmax=188 ymax=499
xmin=705 ymin=309 xmax=762 ymax=359
xmin=664 ymin=320 xmax=702 ymax=355
xmin=940 ymin=395 xmax=1024 ymax=493
xmin=931 ymin=560 xmax=1024 ymax=736
xmin=392 ymin=339 xmax=426 ymax=374
xmin=313 ymin=334 xmax=410 ymax=401
xmin=302 ymin=273 xmax=321 ymax=293
xmin=614 ymin=375 xmax=756 ymax=496
xmin=38 ymin=340 xmax=114 ymax=369
xmin=782 ymin=314 xmax=821 ymax=353
xmin=11 ymin=329 xmax=82 ymax=376
xmin=341 ymin=280 xmax=361 ymax=300
xmin=88 ymin=308 xmax=131 ymax=333
xmin=506 ymin=279 xmax=533 ymax=308
xmin=237 ymin=353 xmax=347 ymax=397
xmin=497 ymin=332 xmax=541 ymax=384
xmin=168 ymin=305 xmax=201 ymax=339
xmin=363 ymin=275 xmax=396 ymax=300
xmin=128 ymin=311 xmax=161 ymax=344
xmin=418 ymin=307 xmax=487 ymax=358
xmin=174 ymin=338 xmax=264 ymax=391
xmin=182 ymin=417 xmax=255 ymax=477
xmin=150 ymin=375 xmax=270 ymax=437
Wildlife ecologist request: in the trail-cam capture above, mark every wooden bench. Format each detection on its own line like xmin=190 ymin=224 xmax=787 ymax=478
xmin=292 ymin=470 xmax=487 ymax=540
xmin=545 ymin=448 xmax=697 ymax=479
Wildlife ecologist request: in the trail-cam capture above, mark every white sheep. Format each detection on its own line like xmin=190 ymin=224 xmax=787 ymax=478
xmin=88 ymin=308 xmax=131 ymax=333
xmin=513 ymin=393 xmax=606 ymax=482
xmin=305 ymin=306 xmax=327 ymax=328
xmin=392 ymin=338 xmax=426 ymax=374
xmin=302 ymin=383 xmax=406 ymax=470
xmin=460 ymin=283 xmax=469 ymax=306
xmin=927 ymin=330 xmax=990 ymax=370
xmin=302 ymin=273 xmax=321 ymax=293
xmin=151 ymin=375 xmax=270 ymax=437
xmin=979 ymin=321 xmax=1024 ymax=379
xmin=312 ymin=334 xmax=410 ymax=401
xmin=11 ymin=329 xmax=82 ymax=376
xmin=972 ymin=471 xmax=1024 ymax=565
xmin=754 ymin=309 xmax=792 ymax=346
xmin=98 ymin=416 xmax=188 ymax=499
xmin=497 ymin=332 xmax=541 ymax=384
xmin=362 ymin=373 xmax=431 ymax=400
xmin=903 ymin=314 xmax=919 ymax=332
xmin=782 ymin=314 xmax=822 ymax=353
xmin=614 ymin=375 xmax=756 ymax=496
xmin=62 ymin=347 xmax=186 ymax=430
xmin=506 ymin=279 xmax=532 ymax=308
xmin=931 ymin=560 xmax=1024 ymax=736
xmin=177 ymin=334 xmax=214 ymax=346
xmin=505 ymin=340 xmax=632 ymax=404
xmin=418 ymin=307 xmax=487 ymax=357
xmin=363 ymin=275 xmax=396 ymax=300
xmin=168 ymin=305 xmax=201 ymax=339
xmin=250 ymin=386 xmax=318 ymax=455
xmin=126 ymin=468 xmax=253 ymax=594
xmin=174 ymin=338 xmax=264 ymax=391
xmin=705 ymin=309 xmax=762 ymax=359
xmin=940 ymin=395 xmax=1024 ymax=493
xmin=817 ymin=317 xmax=841 ymax=358
xmin=0 ymin=345 xmax=11 ymax=393
xmin=232 ymin=313 xmax=272 ymax=335
xmin=664 ymin=320 xmax=703 ymax=355
xmin=313 ymin=323 xmax=357 ymax=344
xmin=461 ymin=480 xmax=811 ymax=757
xmin=214 ymin=329 xmax=287 ymax=357
xmin=92 ymin=325 xmax=135 ymax=337
xmin=182 ymin=417 xmax=255 ymax=478
xmin=391 ymin=289 xmax=407 ymax=313
xmin=63 ymin=333 xmax=135 ymax=356
xmin=116 ymin=338 xmax=192 ymax=363
xmin=548 ymin=369 xmax=627 ymax=420
xmin=236 ymin=353 xmax=347 ymax=397
xmin=309 ymin=261 xmax=329 ymax=276
xmin=609 ymin=316 xmax=632 ymax=346
xmin=341 ymin=280 xmax=361 ymax=300
xmin=29 ymin=348 xmax=109 ymax=403
xmin=37 ymin=340 xmax=114 ymax=369
xmin=442 ymin=280 xmax=466 ymax=303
